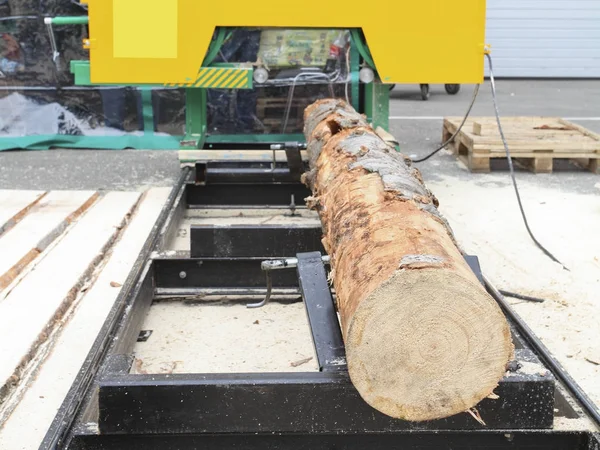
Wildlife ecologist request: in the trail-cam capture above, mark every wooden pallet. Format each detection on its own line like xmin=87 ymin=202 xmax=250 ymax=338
xmin=256 ymin=97 xmax=311 ymax=133
xmin=0 ymin=188 xmax=171 ymax=445
xmin=443 ymin=117 xmax=600 ymax=173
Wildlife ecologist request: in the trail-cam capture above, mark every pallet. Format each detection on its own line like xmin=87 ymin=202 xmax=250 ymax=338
xmin=443 ymin=117 xmax=600 ymax=173
xmin=256 ymin=97 xmax=306 ymax=120
xmin=256 ymin=97 xmax=311 ymax=133
xmin=0 ymin=188 xmax=171 ymax=446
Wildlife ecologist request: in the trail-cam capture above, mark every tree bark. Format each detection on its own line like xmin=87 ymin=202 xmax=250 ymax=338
xmin=302 ymin=99 xmax=513 ymax=422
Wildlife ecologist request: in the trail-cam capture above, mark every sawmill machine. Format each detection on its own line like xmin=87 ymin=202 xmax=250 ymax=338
xmin=44 ymin=0 xmax=488 ymax=151
xmin=39 ymin=2 xmax=600 ymax=449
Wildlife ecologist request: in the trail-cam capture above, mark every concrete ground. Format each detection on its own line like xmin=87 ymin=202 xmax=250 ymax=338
xmin=1 ymin=80 xmax=599 ymax=192
xmin=0 ymin=79 xmax=599 ymax=412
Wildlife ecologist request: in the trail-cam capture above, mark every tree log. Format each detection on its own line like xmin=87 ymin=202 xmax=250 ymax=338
xmin=302 ymin=99 xmax=513 ymax=422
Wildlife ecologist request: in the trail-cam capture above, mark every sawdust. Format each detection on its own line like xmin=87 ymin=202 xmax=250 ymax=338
xmin=131 ymin=302 xmax=318 ymax=374
xmin=428 ymin=173 xmax=600 ymax=409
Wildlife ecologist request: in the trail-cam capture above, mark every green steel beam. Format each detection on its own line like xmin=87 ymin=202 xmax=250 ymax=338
xmin=202 ymin=27 xmax=228 ymax=67
xmin=46 ymin=16 xmax=88 ymax=26
xmin=364 ymin=81 xmax=389 ymax=131
xmin=183 ymin=88 xmax=207 ymax=149
xmin=140 ymin=88 xmax=154 ymax=134
xmin=350 ymin=29 xmax=375 ymax=69
xmin=204 ymin=133 xmax=305 ymax=145
xmin=350 ymin=37 xmax=360 ymax=110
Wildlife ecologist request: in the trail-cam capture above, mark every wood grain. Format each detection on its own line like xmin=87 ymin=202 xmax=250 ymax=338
xmin=303 ymin=100 xmax=513 ymax=421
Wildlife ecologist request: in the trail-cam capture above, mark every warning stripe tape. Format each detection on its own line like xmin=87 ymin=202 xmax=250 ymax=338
xmin=164 ymin=68 xmax=251 ymax=89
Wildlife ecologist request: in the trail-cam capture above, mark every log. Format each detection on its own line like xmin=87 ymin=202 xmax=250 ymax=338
xmin=302 ymin=99 xmax=513 ymax=422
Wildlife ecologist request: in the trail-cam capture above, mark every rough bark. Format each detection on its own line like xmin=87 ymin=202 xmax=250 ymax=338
xmin=302 ymin=99 xmax=513 ymax=422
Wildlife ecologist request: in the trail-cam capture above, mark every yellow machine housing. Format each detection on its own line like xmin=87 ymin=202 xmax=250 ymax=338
xmin=82 ymin=0 xmax=487 ymax=85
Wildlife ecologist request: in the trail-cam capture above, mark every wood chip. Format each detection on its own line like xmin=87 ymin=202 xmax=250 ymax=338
xmin=290 ymin=357 xmax=313 ymax=367
xmin=584 ymin=356 xmax=600 ymax=366
xmin=467 ymin=407 xmax=487 ymax=426
xmin=133 ymin=358 xmax=147 ymax=374
xmin=110 ymin=281 xmax=122 ymax=288
xmin=253 ymin=320 xmax=260 ymax=325
xmin=534 ymin=125 xmax=571 ymax=131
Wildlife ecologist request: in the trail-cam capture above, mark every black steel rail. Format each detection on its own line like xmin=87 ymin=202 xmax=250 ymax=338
xmin=485 ymin=276 xmax=600 ymax=426
xmin=41 ymin=166 xmax=600 ymax=450
xmin=41 ymin=168 xmax=192 ymax=450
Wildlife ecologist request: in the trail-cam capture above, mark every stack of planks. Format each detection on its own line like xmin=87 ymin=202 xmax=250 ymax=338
xmin=303 ymin=100 xmax=513 ymax=422
xmin=0 ymin=188 xmax=170 ymax=448
xmin=443 ymin=117 xmax=600 ymax=173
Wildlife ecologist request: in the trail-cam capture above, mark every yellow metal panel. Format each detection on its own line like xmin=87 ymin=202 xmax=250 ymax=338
xmin=113 ymin=0 xmax=178 ymax=59
xmin=84 ymin=0 xmax=487 ymax=85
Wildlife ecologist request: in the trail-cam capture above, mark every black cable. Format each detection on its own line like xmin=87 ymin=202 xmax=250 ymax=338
xmin=485 ymin=53 xmax=569 ymax=271
xmin=412 ymin=84 xmax=480 ymax=163
xmin=498 ymin=289 xmax=545 ymax=303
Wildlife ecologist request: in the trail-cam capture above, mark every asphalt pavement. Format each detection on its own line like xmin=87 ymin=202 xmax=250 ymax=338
xmin=0 ymin=80 xmax=599 ymax=192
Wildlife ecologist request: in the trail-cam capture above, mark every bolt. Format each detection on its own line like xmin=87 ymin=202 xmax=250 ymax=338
xmin=179 ymin=271 xmax=187 ymax=279
xmin=506 ymin=360 xmax=522 ymax=372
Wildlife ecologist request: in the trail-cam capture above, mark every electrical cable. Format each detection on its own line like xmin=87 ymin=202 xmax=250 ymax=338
xmin=485 ymin=53 xmax=568 ymax=271
xmin=412 ymin=83 xmax=480 ymax=163
xmin=412 ymin=54 xmax=568 ymax=271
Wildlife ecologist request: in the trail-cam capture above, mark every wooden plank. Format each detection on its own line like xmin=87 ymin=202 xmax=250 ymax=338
xmin=0 ymin=191 xmax=140 ymax=401
xmin=451 ymin=118 xmax=599 ymax=142
xmin=463 ymin=154 xmax=491 ymax=173
xmin=558 ymin=119 xmax=600 ymax=142
xmin=0 ymin=188 xmax=171 ymax=446
xmin=470 ymin=140 xmax=600 ymax=150
xmin=473 ymin=148 xmax=600 ymax=157
xmin=179 ymin=149 xmax=308 ymax=164
xmin=447 ymin=116 xmax=561 ymax=125
xmin=515 ymin=157 xmax=554 ymax=174
xmin=0 ymin=191 xmax=98 ymax=294
xmin=0 ymin=190 xmax=46 ymax=236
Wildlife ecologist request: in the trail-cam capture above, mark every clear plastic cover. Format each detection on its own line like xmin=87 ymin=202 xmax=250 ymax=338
xmin=0 ymin=10 xmax=353 ymax=149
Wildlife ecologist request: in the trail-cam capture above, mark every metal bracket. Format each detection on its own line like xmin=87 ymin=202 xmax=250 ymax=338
xmin=296 ymin=252 xmax=346 ymax=371
xmin=270 ymin=142 xmax=306 ymax=181
xmin=247 ymin=255 xmax=329 ymax=309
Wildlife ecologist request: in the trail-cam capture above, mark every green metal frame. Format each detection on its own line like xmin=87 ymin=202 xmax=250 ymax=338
xmin=1 ymin=24 xmax=393 ymax=152
xmin=350 ymin=29 xmax=375 ymax=70
xmin=47 ymin=16 xmax=89 ymax=25
xmin=364 ymin=81 xmax=390 ymax=131
xmin=182 ymin=89 xmax=207 ymax=148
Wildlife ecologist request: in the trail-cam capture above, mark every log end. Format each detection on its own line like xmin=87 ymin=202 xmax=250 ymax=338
xmin=346 ymin=269 xmax=513 ymax=422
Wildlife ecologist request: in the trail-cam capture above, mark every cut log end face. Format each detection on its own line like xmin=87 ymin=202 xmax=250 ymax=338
xmin=346 ymin=270 xmax=513 ymax=421
xmin=303 ymin=99 xmax=513 ymax=422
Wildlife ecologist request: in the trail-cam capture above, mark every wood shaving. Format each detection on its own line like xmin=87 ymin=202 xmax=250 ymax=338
xmin=290 ymin=357 xmax=313 ymax=367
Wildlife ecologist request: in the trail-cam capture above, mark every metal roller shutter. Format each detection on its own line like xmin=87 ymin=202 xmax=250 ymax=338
xmin=485 ymin=0 xmax=600 ymax=77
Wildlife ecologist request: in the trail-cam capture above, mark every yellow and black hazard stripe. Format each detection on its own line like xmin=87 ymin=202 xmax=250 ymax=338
xmin=165 ymin=68 xmax=252 ymax=89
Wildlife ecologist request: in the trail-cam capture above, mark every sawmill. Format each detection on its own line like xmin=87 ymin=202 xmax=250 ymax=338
xmin=0 ymin=0 xmax=599 ymax=449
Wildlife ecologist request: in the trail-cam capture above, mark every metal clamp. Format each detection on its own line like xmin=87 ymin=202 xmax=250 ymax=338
xmin=269 ymin=142 xmax=307 ymax=181
xmin=246 ymin=255 xmax=330 ymax=308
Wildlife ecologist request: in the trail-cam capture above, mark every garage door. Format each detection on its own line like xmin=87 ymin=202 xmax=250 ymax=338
xmin=485 ymin=0 xmax=600 ymax=78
